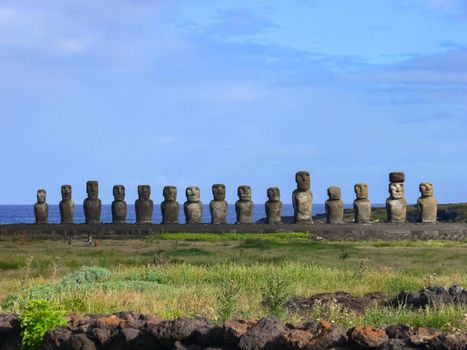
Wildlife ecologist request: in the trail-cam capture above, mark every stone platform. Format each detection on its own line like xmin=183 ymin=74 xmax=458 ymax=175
xmin=0 ymin=223 xmax=466 ymax=240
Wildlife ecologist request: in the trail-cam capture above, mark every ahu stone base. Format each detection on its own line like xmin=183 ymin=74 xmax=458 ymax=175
xmin=0 ymin=223 xmax=466 ymax=240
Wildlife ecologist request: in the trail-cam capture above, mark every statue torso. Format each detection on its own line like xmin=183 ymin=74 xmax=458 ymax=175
xmin=235 ymin=200 xmax=253 ymax=224
xmin=386 ymin=198 xmax=407 ymax=223
xmin=184 ymin=201 xmax=203 ymax=224
xmin=210 ymin=200 xmax=228 ymax=224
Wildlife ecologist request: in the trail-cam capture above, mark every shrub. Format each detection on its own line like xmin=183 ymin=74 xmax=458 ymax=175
xmin=20 ymin=299 xmax=66 ymax=350
xmin=60 ymin=266 xmax=111 ymax=286
xmin=217 ymin=279 xmax=239 ymax=322
xmin=262 ymin=273 xmax=290 ymax=317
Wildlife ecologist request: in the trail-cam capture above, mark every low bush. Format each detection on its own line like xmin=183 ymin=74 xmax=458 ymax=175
xmin=20 ymin=299 xmax=66 ymax=350
xmin=262 ymin=273 xmax=290 ymax=317
xmin=217 ymin=279 xmax=239 ymax=322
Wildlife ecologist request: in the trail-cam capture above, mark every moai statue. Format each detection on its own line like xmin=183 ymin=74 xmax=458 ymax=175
xmin=59 ymin=185 xmax=74 ymax=224
xmin=325 ymin=186 xmax=344 ymax=223
xmin=111 ymin=185 xmax=127 ymax=224
xmin=353 ymin=183 xmax=371 ymax=223
xmin=210 ymin=184 xmax=228 ymax=224
xmin=161 ymin=186 xmax=179 ymax=224
xmin=417 ymin=182 xmax=437 ymax=223
xmin=265 ymin=187 xmax=282 ymax=225
xmin=235 ymin=185 xmax=254 ymax=224
xmin=184 ymin=186 xmax=202 ymax=224
xmin=34 ymin=189 xmax=48 ymax=224
xmin=135 ymin=185 xmax=153 ymax=224
xmin=386 ymin=172 xmax=407 ymax=223
xmin=292 ymin=171 xmax=313 ymax=223
xmin=83 ymin=181 xmax=101 ymax=224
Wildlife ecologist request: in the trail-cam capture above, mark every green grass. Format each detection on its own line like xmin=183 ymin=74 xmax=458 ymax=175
xmin=0 ymin=234 xmax=466 ymax=331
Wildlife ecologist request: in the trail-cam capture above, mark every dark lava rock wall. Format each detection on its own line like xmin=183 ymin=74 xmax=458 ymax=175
xmin=1 ymin=312 xmax=466 ymax=350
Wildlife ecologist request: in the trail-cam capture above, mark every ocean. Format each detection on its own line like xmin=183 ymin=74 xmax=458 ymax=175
xmin=0 ymin=203 xmax=359 ymax=224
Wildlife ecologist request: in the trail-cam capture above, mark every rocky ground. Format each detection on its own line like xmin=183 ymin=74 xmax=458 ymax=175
xmin=1 ymin=311 xmax=466 ymax=350
xmin=286 ymin=284 xmax=467 ymax=315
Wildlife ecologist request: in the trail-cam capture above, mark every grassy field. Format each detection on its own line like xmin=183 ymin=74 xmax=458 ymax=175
xmin=0 ymin=233 xmax=466 ymax=331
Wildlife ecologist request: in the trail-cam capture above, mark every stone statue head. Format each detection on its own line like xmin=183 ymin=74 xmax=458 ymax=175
xmin=267 ymin=187 xmax=280 ymax=201
xmin=86 ymin=181 xmax=99 ymax=200
xmin=295 ymin=171 xmax=310 ymax=190
xmin=113 ymin=185 xmax=125 ymax=201
xmin=138 ymin=185 xmax=151 ymax=200
xmin=389 ymin=182 xmax=404 ymax=199
xmin=163 ymin=186 xmax=177 ymax=201
xmin=61 ymin=185 xmax=72 ymax=200
xmin=354 ymin=183 xmax=368 ymax=200
xmin=237 ymin=185 xmax=252 ymax=201
xmin=327 ymin=186 xmax=341 ymax=200
xmin=389 ymin=172 xmax=405 ymax=183
xmin=419 ymin=182 xmax=433 ymax=197
xmin=186 ymin=186 xmax=201 ymax=202
xmin=212 ymin=184 xmax=226 ymax=201
xmin=37 ymin=189 xmax=46 ymax=203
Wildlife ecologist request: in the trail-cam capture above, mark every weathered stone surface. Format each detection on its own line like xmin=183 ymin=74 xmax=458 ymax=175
xmin=184 ymin=187 xmax=202 ymax=224
xmin=150 ymin=317 xmax=211 ymax=347
xmin=236 ymin=186 xmax=254 ymax=224
xmin=65 ymin=333 xmax=97 ymax=350
xmin=2 ymin=312 xmax=467 ymax=350
xmin=222 ymin=319 xmax=256 ymax=347
xmin=325 ymin=186 xmax=343 ymax=224
xmin=238 ymin=317 xmax=286 ymax=350
xmin=109 ymin=328 xmax=155 ymax=350
xmin=210 ymin=184 xmax=228 ymax=224
xmin=278 ymin=320 xmax=347 ymax=350
xmin=59 ymin=185 xmax=74 ymax=224
xmin=1 ymin=222 xmax=466 ymax=240
xmin=386 ymin=181 xmax=407 ymax=223
xmin=350 ymin=326 xmax=388 ymax=349
xmin=393 ymin=285 xmax=467 ymax=309
xmin=292 ymin=171 xmax=313 ymax=223
xmin=111 ymin=185 xmax=127 ymax=224
xmin=83 ymin=181 xmax=101 ymax=224
xmin=161 ymin=186 xmax=179 ymax=224
xmin=192 ymin=324 xmax=224 ymax=347
xmin=417 ymin=182 xmax=437 ymax=223
xmin=429 ymin=333 xmax=467 ymax=350
xmin=389 ymin=172 xmax=405 ymax=183
xmin=90 ymin=327 xmax=113 ymax=348
xmin=265 ymin=187 xmax=282 ymax=225
xmin=307 ymin=320 xmax=347 ymax=350
xmin=278 ymin=329 xmax=314 ymax=349
xmin=354 ymin=183 xmax=371 ymax=223
xmin=0 ymin=312 xmax=21 ymax=350
xmin=42 ymin=327 xmax=72 ymax=350
xmin=135 ymin=185 xmax=153 ymax=224
xmin=408 ymin=327 xmax=442 ymax=346
xmin=34 ymin=189 xmax=48 ymax=224
xmin=0 ymin=313 xmax=20 ymax=335
xmin=385 ymin=324 xmax=413 ymax=340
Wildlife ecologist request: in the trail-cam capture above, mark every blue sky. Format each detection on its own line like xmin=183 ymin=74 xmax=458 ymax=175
xmin=0 ymin=0 xmax=466 ymax=204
